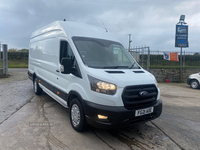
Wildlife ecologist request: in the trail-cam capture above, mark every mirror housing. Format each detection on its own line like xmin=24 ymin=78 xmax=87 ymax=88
xmin=61 ymin=57 xmax=73 ymax=74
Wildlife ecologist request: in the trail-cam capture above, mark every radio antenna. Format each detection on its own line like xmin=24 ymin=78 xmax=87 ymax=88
xmin=101 ymin=19 xmax=108 ymax=32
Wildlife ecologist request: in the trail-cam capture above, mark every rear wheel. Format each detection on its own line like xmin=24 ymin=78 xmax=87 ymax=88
xmin=33 ymin=78 xmax=43 ymax=95
xmin=70 ymin=98 xmax=87 ymax=132
xmin=190 ymin=80 xmax=199 ymax=89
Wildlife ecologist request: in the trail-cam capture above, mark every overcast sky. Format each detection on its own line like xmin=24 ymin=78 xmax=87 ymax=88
xmin=0 ymin=0 xmax=200 ymax=52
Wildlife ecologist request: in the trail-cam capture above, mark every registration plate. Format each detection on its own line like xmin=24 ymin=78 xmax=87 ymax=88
xmin=135 ymin=107 xmax=154 ymax=117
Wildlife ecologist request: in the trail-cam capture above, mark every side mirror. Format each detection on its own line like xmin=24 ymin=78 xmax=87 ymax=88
xmin=61 ymin=57 xmax=73 ymax=74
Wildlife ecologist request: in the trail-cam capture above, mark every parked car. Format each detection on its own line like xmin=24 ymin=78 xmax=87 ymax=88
xmin=187 ymin=73 xmax=200 ymax=89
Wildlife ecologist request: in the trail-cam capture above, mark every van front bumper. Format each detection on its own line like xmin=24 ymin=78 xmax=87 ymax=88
xmin=82 ymin=99 xmax=162 ymax=129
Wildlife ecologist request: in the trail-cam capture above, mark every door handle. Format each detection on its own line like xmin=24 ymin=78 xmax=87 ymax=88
xmin=56 ymin=69 xmax=60 ymax=72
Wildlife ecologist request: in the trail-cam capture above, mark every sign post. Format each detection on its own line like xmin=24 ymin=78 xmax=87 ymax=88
xmin=175 ymin=15 xmax=189 ymax=82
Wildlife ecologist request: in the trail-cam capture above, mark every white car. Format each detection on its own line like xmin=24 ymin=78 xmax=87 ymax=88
xmin=187 ymin=73 xmax=200 ymax=89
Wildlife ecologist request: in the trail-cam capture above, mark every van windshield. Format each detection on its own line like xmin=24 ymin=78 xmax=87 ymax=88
xmin=72 ymin=37 xmax=139 ymax=69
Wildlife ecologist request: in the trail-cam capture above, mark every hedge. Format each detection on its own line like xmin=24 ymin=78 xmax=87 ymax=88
xmin=8 ymin=52 xmax=28 ymax=60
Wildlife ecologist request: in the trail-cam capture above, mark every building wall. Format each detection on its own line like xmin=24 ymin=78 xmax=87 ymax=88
xmin=149 ymin=68 xmax=199 ymax=83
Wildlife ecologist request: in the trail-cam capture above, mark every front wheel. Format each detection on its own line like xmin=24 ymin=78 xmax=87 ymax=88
xmin=190 ymin=80 xmax=199 ymax=89
xmin=33 ymin=78 xmax=43 ymax=95
xmin=70 ymin=98 xmax=87 ymax=132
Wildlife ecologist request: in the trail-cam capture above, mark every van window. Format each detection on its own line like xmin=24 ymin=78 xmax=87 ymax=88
xmin=60 ymin=41 xmax=75 ymax=64
xmin=113 ymin=47 xmax=129 ymax=62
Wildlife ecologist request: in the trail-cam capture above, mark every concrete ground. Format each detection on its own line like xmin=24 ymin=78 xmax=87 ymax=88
xmin=152 ymin=83 xmax=200 ymax=150
xmin=0 ymin=69 xmax=199 ymax=150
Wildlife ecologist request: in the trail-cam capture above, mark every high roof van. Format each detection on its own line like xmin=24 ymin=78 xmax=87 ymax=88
xmin=28 ymin=21 xmax=162 ymax=132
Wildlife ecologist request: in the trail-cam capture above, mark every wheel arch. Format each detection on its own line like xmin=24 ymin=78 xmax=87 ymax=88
xmin=190 ymin=78 xmax=199 ymax=84
xmin=67 ymin=91 xmax=85 ymax=108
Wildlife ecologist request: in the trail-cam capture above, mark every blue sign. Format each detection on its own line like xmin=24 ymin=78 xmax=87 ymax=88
xmin=175 ymin=25 xmax=189 ymax=47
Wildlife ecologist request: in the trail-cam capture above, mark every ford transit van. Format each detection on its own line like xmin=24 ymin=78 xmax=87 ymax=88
xmin=28 ymin=21 xmax=162 ymax=132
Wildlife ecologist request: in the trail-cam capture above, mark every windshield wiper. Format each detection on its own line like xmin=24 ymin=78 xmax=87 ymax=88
xmin=103 ymin=66 xmax=129 ymax=69
xmin=129 ymin=62 xmax=140 ymax=69
xmin=87 ymin=66 xmax=104 ymax=69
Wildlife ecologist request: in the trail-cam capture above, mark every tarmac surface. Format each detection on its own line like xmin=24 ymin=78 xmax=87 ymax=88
xmin=0 ymin=68 xmax=199 ymax=150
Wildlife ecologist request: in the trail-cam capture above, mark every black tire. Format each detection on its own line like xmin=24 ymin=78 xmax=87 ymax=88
xmin=69 ymin=98 xmax=87 ymax=132
xmin=190 ymin=80 xmax=199 ymax=89
xmin=33 ymin=78 xmax=43 ymax=95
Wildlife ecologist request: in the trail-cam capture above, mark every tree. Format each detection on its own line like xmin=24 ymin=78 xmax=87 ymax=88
xmin=193 ymin=52 xmax=200 ymax=55
xmin=18 ymin=49 xmax=29 ymax=53
xmin=8 ymin=48 xmax=18 ymax=52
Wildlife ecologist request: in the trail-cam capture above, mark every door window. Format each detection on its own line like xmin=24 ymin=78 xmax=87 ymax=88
xmin=60 ymin=41 xmax=75 ymax=64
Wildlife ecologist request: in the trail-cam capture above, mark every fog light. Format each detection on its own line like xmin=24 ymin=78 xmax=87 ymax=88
xmin=98 ymin=114 xmax=108 ymax=120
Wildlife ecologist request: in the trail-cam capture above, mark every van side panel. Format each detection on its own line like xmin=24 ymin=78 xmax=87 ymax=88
xmin=29 ymin=30 xmax=64 ymax=92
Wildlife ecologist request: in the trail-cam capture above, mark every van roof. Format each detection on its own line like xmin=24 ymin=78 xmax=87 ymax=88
xmin=31 ymin=21 xmax=119 ymax=42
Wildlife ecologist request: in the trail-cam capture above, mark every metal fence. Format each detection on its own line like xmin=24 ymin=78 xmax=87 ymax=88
xmin=129 ymin=46 xmax=200 ymax=71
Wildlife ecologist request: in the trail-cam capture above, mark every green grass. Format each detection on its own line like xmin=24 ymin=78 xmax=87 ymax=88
xmin=8 ymin=59 xmax=28 ymax=68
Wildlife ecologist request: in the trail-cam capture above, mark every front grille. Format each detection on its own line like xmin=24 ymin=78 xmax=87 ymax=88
xmin=122 ymin=84 xmax=158 ymax=110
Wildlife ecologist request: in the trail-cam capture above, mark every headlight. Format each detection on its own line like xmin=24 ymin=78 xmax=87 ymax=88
xmin=154 ymin=78 xmax=158 ymax=86
xmin=88 ymin=75 xmax=117 ymax=95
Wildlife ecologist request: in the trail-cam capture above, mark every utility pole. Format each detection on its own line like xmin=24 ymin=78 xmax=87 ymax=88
xmin=128 ymin=34 xmax=132 ymax=52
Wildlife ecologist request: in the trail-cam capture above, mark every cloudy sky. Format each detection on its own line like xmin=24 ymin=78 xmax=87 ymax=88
xmin=0 ymin=0 xmax=200 ymax=52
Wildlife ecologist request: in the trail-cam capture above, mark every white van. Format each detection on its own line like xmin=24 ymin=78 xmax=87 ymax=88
xmin=28 ymin=21 xmax=162 ymax=132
